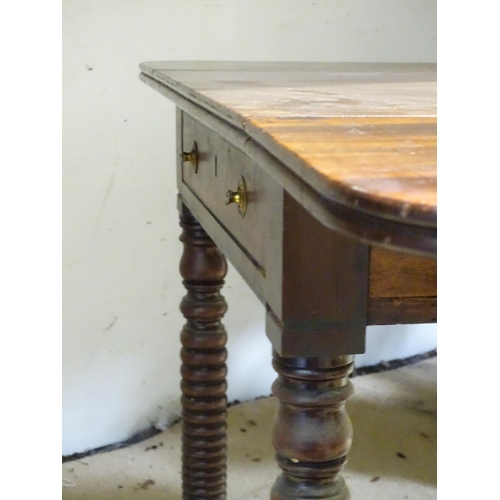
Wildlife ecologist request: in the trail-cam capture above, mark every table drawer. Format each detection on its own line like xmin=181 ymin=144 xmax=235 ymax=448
xmin=180 ymin=112 xmax=278 ymax=274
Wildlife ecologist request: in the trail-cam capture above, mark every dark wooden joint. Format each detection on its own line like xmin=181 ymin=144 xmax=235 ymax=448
xmin=266 ymin=192 xmax=370 ymax=358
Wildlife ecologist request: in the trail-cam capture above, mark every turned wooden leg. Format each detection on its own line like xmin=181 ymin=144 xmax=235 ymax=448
xmin=179 ymin=204 xmax=228 ymax=500
xmin=271 ymin=352 xmax=354 ymax=500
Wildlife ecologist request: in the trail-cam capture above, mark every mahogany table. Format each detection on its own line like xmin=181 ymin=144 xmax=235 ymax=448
xmin=139 ymin=62 xmax=437 ymax=500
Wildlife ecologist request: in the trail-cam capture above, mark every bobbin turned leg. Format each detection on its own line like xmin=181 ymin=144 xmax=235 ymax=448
xmin=271 ymin=352 xmax=354 ymax=500
xmin=179 ymin=204 xmax=228 ymax=500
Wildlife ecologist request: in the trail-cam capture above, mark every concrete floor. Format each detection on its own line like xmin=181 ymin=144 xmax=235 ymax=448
xmin=62 ymin=357 xmax=436 ymax=499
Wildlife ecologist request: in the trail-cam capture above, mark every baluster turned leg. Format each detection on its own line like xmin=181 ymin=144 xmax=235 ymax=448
xmin=271 ymin=352 xmax=354 ymax=500
xmin=179 ymin=205 xmax=228 ymax=500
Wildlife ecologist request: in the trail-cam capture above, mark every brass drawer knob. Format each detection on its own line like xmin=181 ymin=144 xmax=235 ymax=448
xmin=225 ymin=177 xmax=247 ymax=217
xmin=180 ymin=141 xmax=198 ymax=173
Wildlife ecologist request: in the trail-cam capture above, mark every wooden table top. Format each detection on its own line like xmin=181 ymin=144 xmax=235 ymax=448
xmin=139 ymin=62 xmax=436 ymax=253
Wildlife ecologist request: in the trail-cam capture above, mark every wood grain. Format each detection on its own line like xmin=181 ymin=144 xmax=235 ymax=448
xmin=367 ymin=247 xmax=436 ymax=324
xmin=248 ymin=116 xmax=436 ymax=225
xmin=368 ymin=296 xmax=437 ymax=325
xmin=141 ymin=70 xmax=436 ymax=255
xmin=140 ymin=61 xmax=437 ymax=231
xmin=369 ymin=247 xmax=437 ymax=298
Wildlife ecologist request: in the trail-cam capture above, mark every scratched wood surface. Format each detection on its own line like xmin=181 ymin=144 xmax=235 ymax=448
xmin=140 ymin=62 xmax=437 ymax=227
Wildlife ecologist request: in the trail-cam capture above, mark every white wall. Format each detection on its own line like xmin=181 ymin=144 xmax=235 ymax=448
xmin=62 ymin=0 xmax=437 ymax=455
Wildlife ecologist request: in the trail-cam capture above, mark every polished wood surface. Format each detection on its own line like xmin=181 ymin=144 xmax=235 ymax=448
xmin=140 ymin=61 xmax=436 ymax=231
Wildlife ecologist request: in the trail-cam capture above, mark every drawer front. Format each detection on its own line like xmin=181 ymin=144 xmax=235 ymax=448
xmin=180 ymin=112 xmax=278 ymax=274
